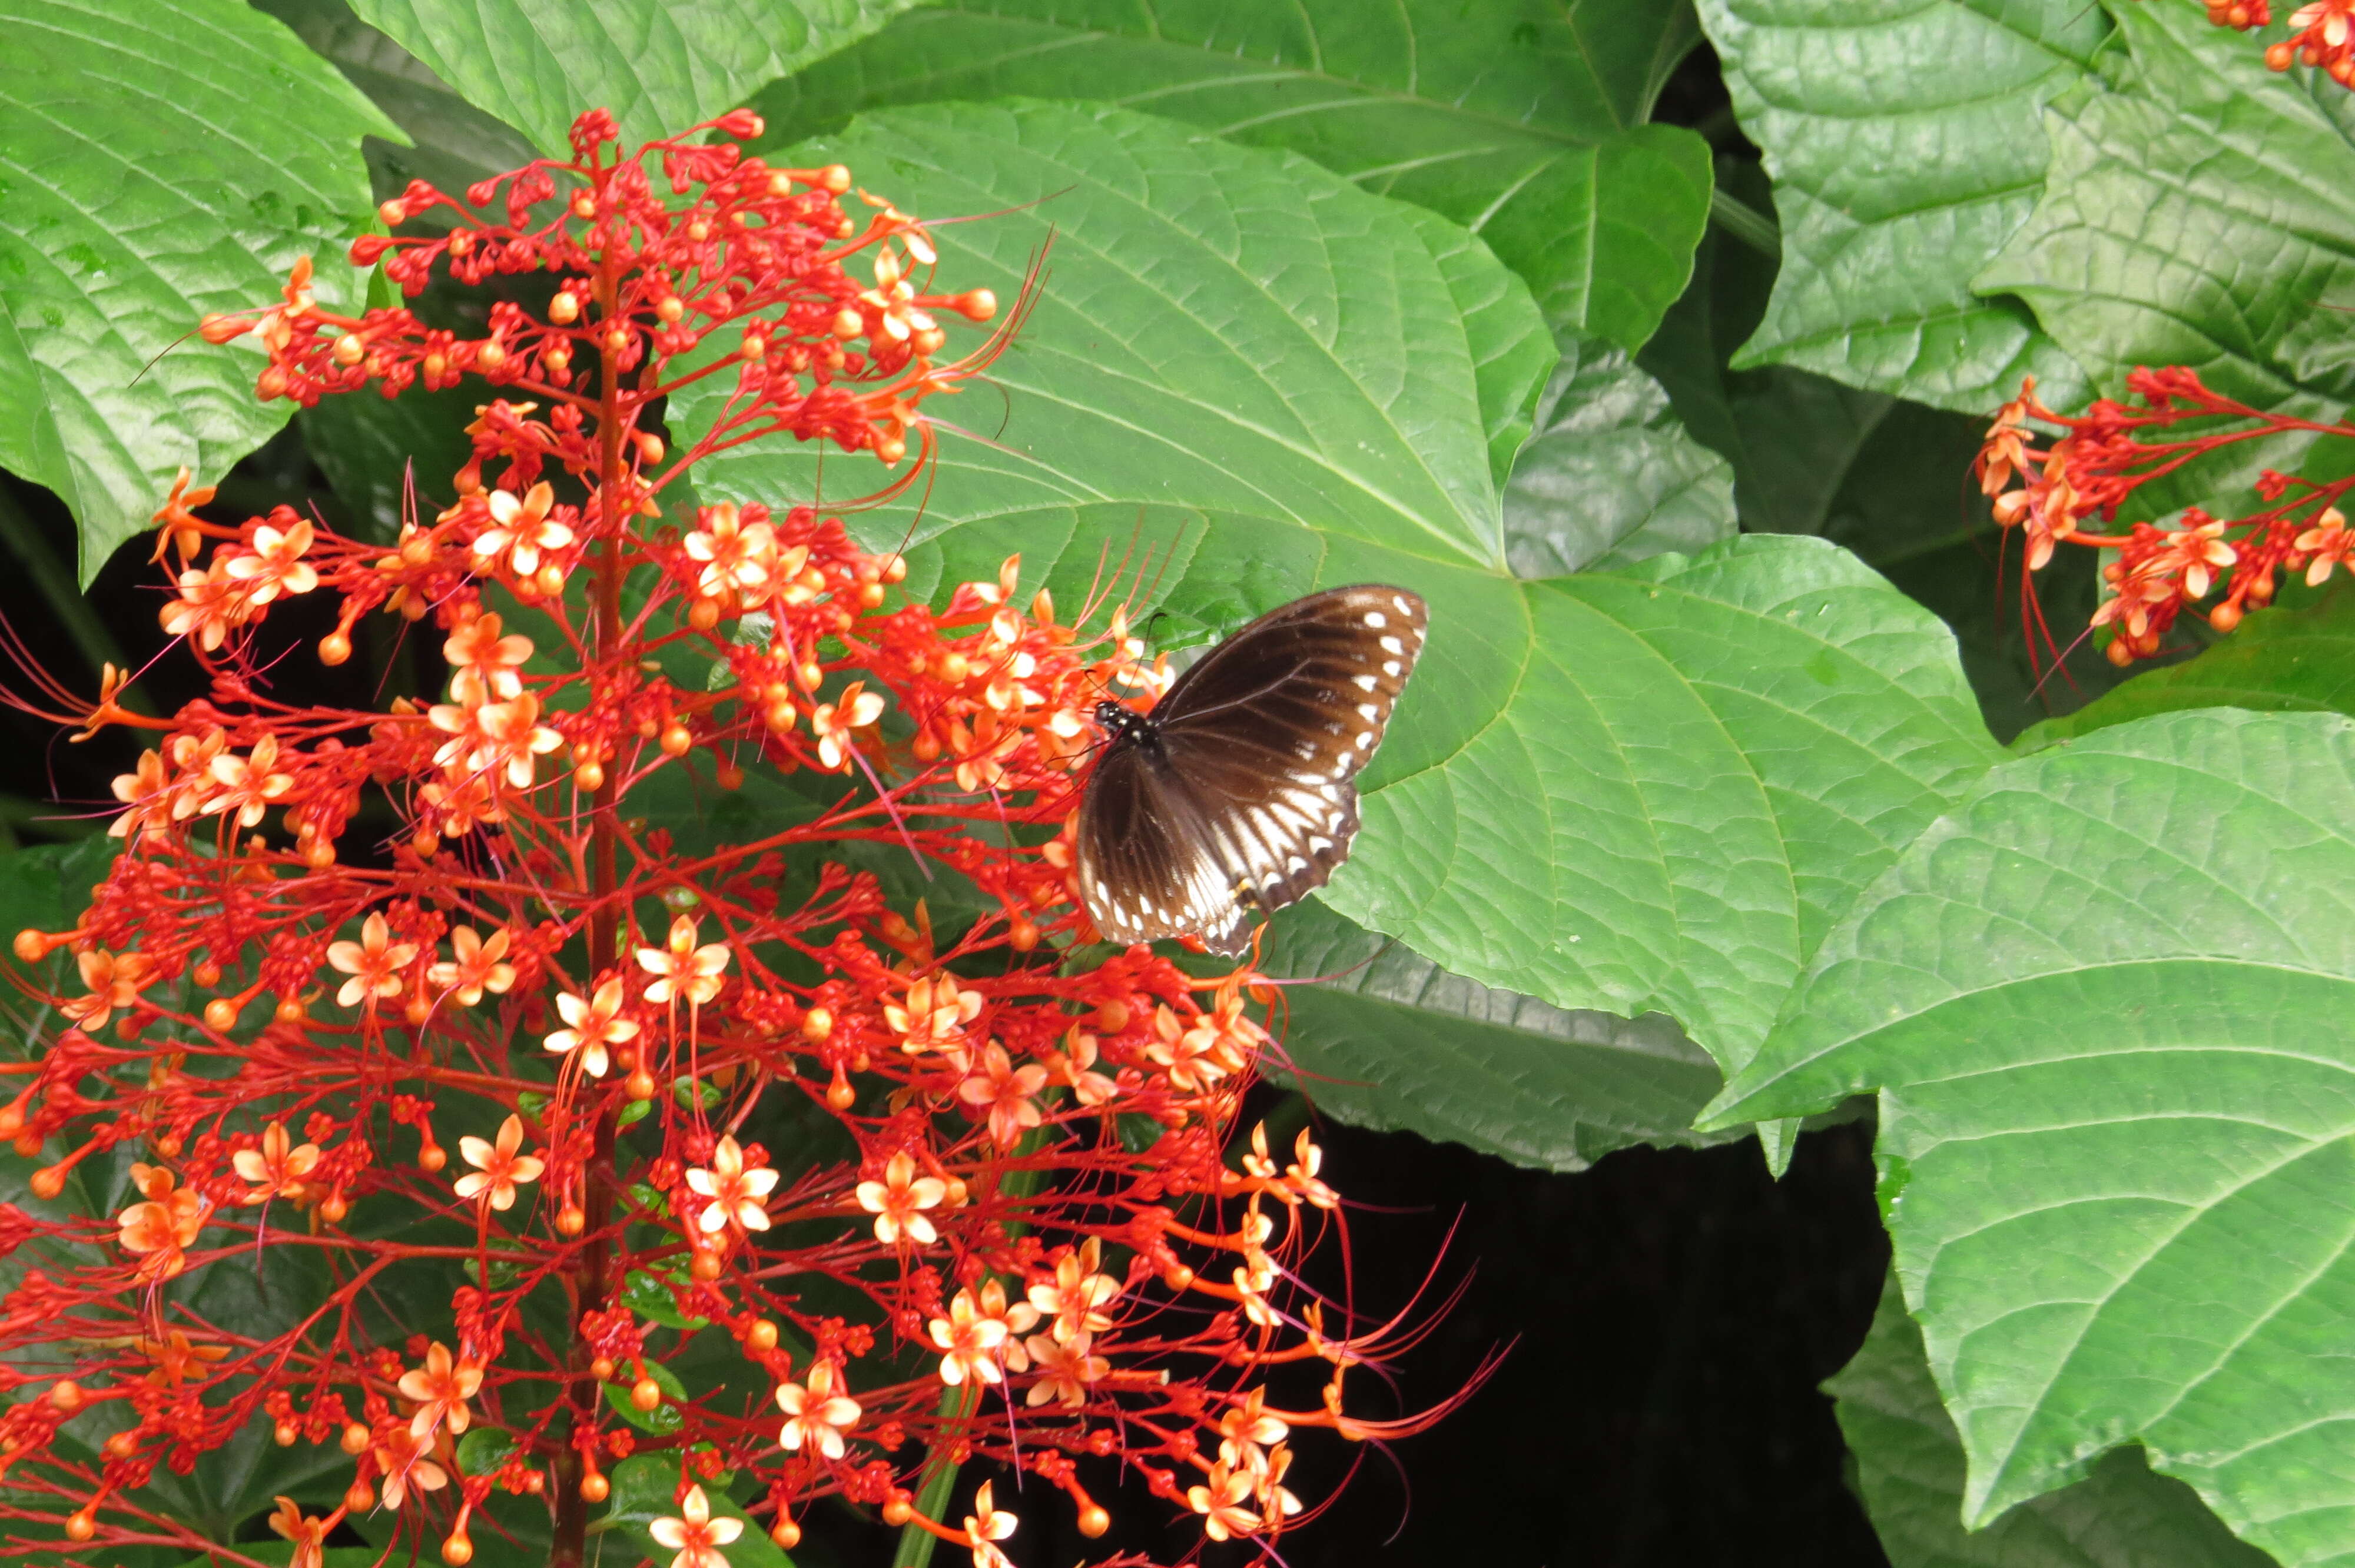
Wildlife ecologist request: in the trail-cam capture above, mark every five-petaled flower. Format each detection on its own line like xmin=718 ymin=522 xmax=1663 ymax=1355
xmin=455 ymin=1114 xmax=545 ymax=1210
xmin=686 ymin=1135 xmax=776 ymax=1233
xmin=957 ymin=1042 xmax=1048 ymax=1148
xmin=854 ymin=1150 xmax=947 ymax=1245
xmin=544 ymin=975 xmax=639 ymax=1077
xmin=397 ymin=1341 xmax=482 ymax=1440
xmin=426 ymin=925 xmax=518 ymax=1006
xmin=470 ymin=481 xmax=575 ymax=581
xmin=233 ymin=1121 xmax=321 ymax=1203
xmin=776 ymin=1360 xmax=861 ymax=1459
xmin=929 ymin=1287 xmax=1011 ymax=1386
xmin=267 ymin=1496 xmax=330 ymax=1568
xmin=964 ymin=1480 xmax=1019 ymax=1568
xmin=117 ymin=1164 xmax=206 ymax=1279
xmin=639 ymin=915 xmax=731 ymax=1006
xmin=326 ymin=911 xmax=419 ymax=1009
xmin=811 ymin=681 xmax=884 ymax=771
xmin=650 ymin=1483 xmax=744 ymax=1568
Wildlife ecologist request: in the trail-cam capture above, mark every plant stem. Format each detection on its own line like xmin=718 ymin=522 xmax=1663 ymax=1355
xmin=552 ymin=255 xmax=632 ymax=1568
xmin=893 ymin=1384 xmax=981 ymax=1568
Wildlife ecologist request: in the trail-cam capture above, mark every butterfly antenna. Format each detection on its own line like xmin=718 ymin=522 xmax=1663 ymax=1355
xmin=128 ymin=324 xmax=205 ymax=388
xmin=843 ymin=743 xmax=936 ymax=883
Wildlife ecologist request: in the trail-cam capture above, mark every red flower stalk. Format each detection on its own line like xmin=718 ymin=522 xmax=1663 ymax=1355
xmin=0 ymin=109 xmax=1456 ymax=1567
xmin=1976 ymin=368 xmax=2355 ymax=668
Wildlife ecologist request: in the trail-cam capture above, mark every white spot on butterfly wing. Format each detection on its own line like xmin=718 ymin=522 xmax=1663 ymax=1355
xmin=1353 ymin=674 xmax=1377 ymax=692
xmin=1364 ymin=610 xmax=1387 ymax=628
xmin=1379 ymin=636 xmax=1404 ymax=655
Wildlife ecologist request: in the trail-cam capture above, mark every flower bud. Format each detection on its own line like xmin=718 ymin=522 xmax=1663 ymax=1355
xmin=319 ymin=632 xmax=352 ymax=666
xmin=1078 ymin=1504 xmax=1110 ymax=1537
xmin=771 ymin=1516 xmax=801 ymax=1548
xmin=629 ymin=1377 xmax=664 ymax=1412
xmin=49 ymin=1380 xmax=82 ymax=1410
xmin=591 ymin=1355 xmax=616 ymax=1382
xmin=204 ymin=998 xmax=238 ymax=1031
xmin=744 ymin=1318 xmax=778 ymax=1352
xmin=378 ymin=197 xmax=407 ymax=225
xmin=881 ymin=1491 xmax=914 ymax=1526
xmin=958 ymin=289 xmax=999 ymax=322
xmin=341 ymin=1422 xmax=371 ymax=1454
xmin=11 ymin=929 xmax=47 ymax=963
xmin=476 ymin=340 xmax=506 ymax=371
xmin=442 ymin=1529 xmax=473 ymax=1565
xmin=580 ymin=1469 xmax=609 ymax=1503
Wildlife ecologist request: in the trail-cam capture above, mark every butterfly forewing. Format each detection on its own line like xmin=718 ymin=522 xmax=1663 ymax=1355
xmin=1076 ymin=585 xmax=1427 ymax=955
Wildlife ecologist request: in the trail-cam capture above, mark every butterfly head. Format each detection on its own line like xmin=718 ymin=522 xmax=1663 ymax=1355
xmin=1093 ymin=699 xmax=1150 ymax=741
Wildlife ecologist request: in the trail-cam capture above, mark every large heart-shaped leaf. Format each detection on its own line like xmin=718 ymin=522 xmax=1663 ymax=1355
xmin=1709 ymin=709 xmax=2355 ymax=1564
xmin=2017 ymin=583 xmax=2355 ymax=749
xmin=1696 ymin=0 xmax=2104 ymax=411
xmin=344 ymin=0 xmax=922 ymax=155
xmin=668 ymin=102 xmax=2003 ymax=1081
xmin=1254 ymin=903 xmax=1735 ymax=1171
xmin=0 ymin=0 xmax=396 ymax=580
xmin=1830 ymin=1272 xmax=2277 ymax=1568
xmin=752 ymin=0 xmax=1713 ymax=349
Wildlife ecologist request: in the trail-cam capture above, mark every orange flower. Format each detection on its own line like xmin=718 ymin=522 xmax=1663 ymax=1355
xmin=396 ymin=1340 xmax=481 ymax=1440
xmin=1022 ymin=1332 xmax=1107 ymax=1408
xmin=686 ymin=1135 xmax=777 ymax=1233
xmin=637 ymin=915 xmax=730 ymax=1006
xmin=471 ymin=481 xmax=573 ymax=577
xmin=221 ymin=516 xmax=318 ymax=604
xmin=232 ymin=1121 xmax=321 ymax=1204
xmin=544 ymin=974 xmax=638 ymax=1077
xmin=1186 ymin=1462 xmax=1261 ymax=1542
xmin=855 ymin=1150 xmax=947 ymax=1245
xmin=443 ymin=611 xmax=533 ymax=702
xmin=454 ymin=1114 xmax=544 ymax=1211
xmin=63 ymin=948 xmax=152 ymax=1033
xmin=203 ymin=734 xmax=295 ymax=828
xmin=140 ymin=1328 xmax=229 ymax=1388
xmin=956 ymin=1042 xmax=1047 ymax=1148
xmin=928 ymin=1287 xmax=1011 ymax=1386
xmin=811 ymin=681 xmax=884 ymax=771
xmin=117 ymin=1165 xmax=206 ymax=1279
xmin=426 ymin=925 xmax=517 ymax=1006
xmin=150 ymin=466 xmax=217 ymax=564
xmin=776 ymin=1360 xmax=861 ymax=1459
xmin=649 ymin=1483 xmax=743 ymax=1568
xmin=326 ymin=911 xmax=419 ymax=1009
xmin=267 ymin=1496 xmax=329 ymax=1568
xmin=963 ymin=1480 xmax=1018 ymax=1568
xmin=1027 ymin=1240 xmax=1119 ymax=1344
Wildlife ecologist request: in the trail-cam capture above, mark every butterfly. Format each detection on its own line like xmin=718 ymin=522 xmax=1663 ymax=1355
xmin=1074 ymin=584 xmax=1428 ymax=956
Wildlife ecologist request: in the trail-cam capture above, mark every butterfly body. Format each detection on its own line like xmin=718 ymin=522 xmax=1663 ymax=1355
xmin=1074 ymin=584 xmax=1427 ymax=955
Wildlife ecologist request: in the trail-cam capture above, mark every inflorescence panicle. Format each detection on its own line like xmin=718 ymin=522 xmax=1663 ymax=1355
xmin=0 ymin=107 xmax=1456 ymax=1568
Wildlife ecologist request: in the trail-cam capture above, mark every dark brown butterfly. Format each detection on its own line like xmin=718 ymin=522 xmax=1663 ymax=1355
xmin=1075 ymin=584 xmax=1428 ymax=955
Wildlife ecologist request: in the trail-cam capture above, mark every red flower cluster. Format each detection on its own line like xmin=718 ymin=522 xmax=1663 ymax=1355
xmin=2205 ymin=1 xmax=2355 ymax=87
xmin=1976 ymin=368 xmax=2355 ymax=666
xmin=0 ymin=111 xmax=1445 ymax=1567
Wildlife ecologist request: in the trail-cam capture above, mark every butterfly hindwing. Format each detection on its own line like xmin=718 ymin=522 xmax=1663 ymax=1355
xmin=1076 ymin=585 xmax=1427 ymax=954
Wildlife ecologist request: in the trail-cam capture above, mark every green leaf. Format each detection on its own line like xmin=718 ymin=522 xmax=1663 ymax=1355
xmin=1695 ymin=0 xmax=2105 ymax=410
xmin=256 ymin=0 xmax=540 ymax=198
xmin=672 ymin=102 xmax=2000 ymax=1081
xmin=2018 ymin=582 xmax=2355 ymax=749
xmin=754 ymin=0 xmax=1712 ymax=348
xmin=603 ymin=1355 xmax=688 ymax=1433
xmin=344 ymin=0 xmax=924 ymax=156
xmin=1256 ymin=902 xmax=1734 ymax=1170
xmin=455 ymin=1424 xmax=522 ymax=1476
xmin=624 ymin=1265 xmax=711 ymax=1330
xmin=1830 ymin=1271 xmax=2277 ymax=1568
xmin=603 ymin=1453 xmax=795 ymax=1567
xmin=0 ymin=0 xmax=397 ymax=580
xmin=1707 ymin=709 xmax=2355 ymax=1563
xmin=1502 ymin=333 xmax=1736 ymax=576
xmin=1978 ymin=2 xmax=2355 ymax=499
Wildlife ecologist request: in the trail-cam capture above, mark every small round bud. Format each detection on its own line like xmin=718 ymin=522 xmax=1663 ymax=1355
xmin=689 ymin=1249 xmax=722 ymax=1282
xmin=13 ymin=1132 xmax=41 ymax=1158
xmin=276 ymin=998 xmax=308 ymax=1025
xmin=573 ymin=761 xmax=605 ymax=793
xmin=543 ymin=346 xmax=572 ymax=373
xmin=333 ymin=333 xmax=366 ymax=367
xmin=104 ymin=1431 xmax=137 ymax=1458
xmin=204 ymin=998 xmax=238 ymax=1031
xmin=320 ymin=1189 xmax=350 ymax=1223
xmin=256 ymin=365 xmax=290 ymax=400
xmin=636 ymin=431 xmax=666 ymax=464
xmin=1163 ymin=1264 xmax=1196 ymax=1291
xmin=341 ymin=1422 xmax=371 ymax=1454
xmin=419 ymin=1140 xmax=446 ymax=1174
xmin=825 ymin=1075 xmax=857 ymax=1111
xmin=2268 ymin=40 xmax=2296 ymax=70
xmin=765 ymin=700 xmax=797 ymax=733
xmin=1096 ymin=999 xmax=1130 ymax=1033
xmin=476 ymin=340 xmax=507 ymax=370
xmin=49 ymin=1380 xmax=82 ymax=1411
xmin=65 ymin=1507 xmax=95 ymax=1542
xmin=739 ymin=334 xmax=767 ymax=362
xmin=591 ymin=1355 xmax=616 ymax=1383
xmin=580 ymin=1470 xmax=609 ymax=1503
xmin=881 ymin=1491 xmax=914 ymax=1526
xmin=557 ymin=1204 xmax=585 ymax=1236
xmin=832 ymin=308 xmax=864 ymax=340
xmin=820 ymin=164 xmax=851 ymax=192
xmin=771 ymin=1516 xmax=802 ymax=1548
xmin=11 ymin=929 xmax=45 ymax=963
xmin=660 ymin=724 xmax=692 ymax=758
xmin=958 ymin=289 xmax=999 ymax=322
xmin=604 ymin=325 xmax=631 ymax=354
xmin=320 ymin=629 xmax=353 ymax=665
xmin=744 ymin=1318 xmax=779 ymax=1352
xmin=656 ymin=295 xmax=685 ymax=323
xmin=536 ymin=562 xmax=566 ymax=596
xmin=802 ymin=1006 xmax=832 ymax=1041
xmin=346 ymin=1479 xmax=376 ymax=1513
xmin=28 ymin=1167 xmax=66 ymax=1201
xmin=155 ymin=1133 xmax=183 ymax=1158
xmin=625 ymin=1068 xmax=657 ymax=1102
xmin=442 ymin=1529 xmax=473 ymax=1566
xmin=1078 ymin=1504 xmax=1110 ymax=1537
xmin=274 ymin=1420 xmax=298 ymax=1446
xmin=571 ymin=192 xmax=597 ymax=220
xmin=629 ymin=1377 xmax=664 ymax=1413
xmin=715 ymin=762 xmax=744 ymax=791
xmin=378 ymin=197 xmax=408 ymax=226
